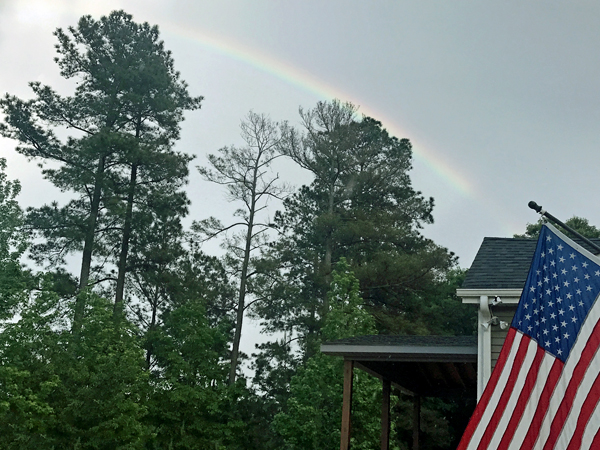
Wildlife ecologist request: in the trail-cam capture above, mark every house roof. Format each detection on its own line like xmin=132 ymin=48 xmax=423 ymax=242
xmin=321 ymin=334 xmax=477 ymax=359
xmin=461 ymin=236 xmax=600 ymax=290
xmin=321 ymin=335 xmax=477 ymax=397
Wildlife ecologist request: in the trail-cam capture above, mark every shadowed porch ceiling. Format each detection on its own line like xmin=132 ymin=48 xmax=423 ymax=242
xmin=321 ymin=335 xmax=478 ymax=398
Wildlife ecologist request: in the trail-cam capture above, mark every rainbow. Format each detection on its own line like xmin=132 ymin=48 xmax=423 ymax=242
xmin=157 ymin=21 xmax=526 ymax=236
xmin=161 ymin=20 xmax=475 ymax=198
xmin=10 ymin=2 xmax=521 ymax=236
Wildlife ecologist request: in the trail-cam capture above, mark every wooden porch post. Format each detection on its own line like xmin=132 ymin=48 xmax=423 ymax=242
xmin=413 ymin=394 xmax=421 ymax=450
xmin=340 ymin=359 xmax=354 ymax=450
xmin=381 ymin=378 xmax=391 ymax=450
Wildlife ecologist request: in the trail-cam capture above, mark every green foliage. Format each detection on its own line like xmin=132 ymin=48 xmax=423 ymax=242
xmin=514 ymin=216 xmax=600 ymax=239
xmin=145 ymin=296 xmax=230 ymax=449
xmin=0 ymin=14 xmax=481 ymax=446
xmin=322 ymin=258 xmax=377 ymax=340
xmin=0 ymin=158 xmax=30 ymax=320
xmin=0 ymin=287 xmax=150 ymax=449
xmin=273 ymin=259 xmax=390 ymax=450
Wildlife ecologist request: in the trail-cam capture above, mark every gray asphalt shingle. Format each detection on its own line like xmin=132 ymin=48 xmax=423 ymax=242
xmin=461 ymin=236 xmax=600 ymax=290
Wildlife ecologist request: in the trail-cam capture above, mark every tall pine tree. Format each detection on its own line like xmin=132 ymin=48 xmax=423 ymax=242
xmin=0 ymin=10 xmax=201 ymax=327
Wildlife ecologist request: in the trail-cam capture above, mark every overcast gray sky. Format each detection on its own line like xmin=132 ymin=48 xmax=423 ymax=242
xmin=2 ymin=1 xmax=600 ymax=269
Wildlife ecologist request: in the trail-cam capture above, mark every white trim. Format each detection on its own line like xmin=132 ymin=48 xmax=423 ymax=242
xmin=458 ymin=288 xmax=522 ymax=303
xmin=477 ymin=295 xmax=492 ymax=399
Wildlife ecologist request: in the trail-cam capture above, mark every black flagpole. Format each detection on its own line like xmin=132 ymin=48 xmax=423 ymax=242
xmin=528 ymin=201 xmax=600 ymax=254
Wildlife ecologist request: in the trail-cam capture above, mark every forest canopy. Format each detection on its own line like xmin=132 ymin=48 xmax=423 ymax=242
xmin=0 ymin=10 xmax=476 ymax=450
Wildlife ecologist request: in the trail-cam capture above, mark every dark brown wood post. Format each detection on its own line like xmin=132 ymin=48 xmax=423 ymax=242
xmin=381 ymin=378 xmax=391 ymax=450
xmin=413 ymin=394 xmax=421 ymax=450
xmin=340 ymin=359 xmax=354 ymax=450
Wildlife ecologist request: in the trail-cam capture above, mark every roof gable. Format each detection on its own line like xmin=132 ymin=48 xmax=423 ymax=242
xmin=461 ymin=236 xmax=600 ymax=290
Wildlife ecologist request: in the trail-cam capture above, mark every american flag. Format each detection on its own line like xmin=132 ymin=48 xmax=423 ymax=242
xmin=458 ymin=223 xmax=600 ymax=450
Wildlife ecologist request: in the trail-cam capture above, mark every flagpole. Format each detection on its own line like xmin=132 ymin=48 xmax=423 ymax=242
xmin=528 ymin=201 xmax=600 ymax=253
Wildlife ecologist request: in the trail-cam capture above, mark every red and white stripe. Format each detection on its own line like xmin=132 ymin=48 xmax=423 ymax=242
xmin=458 ymin=292 xmax=600 ymax=450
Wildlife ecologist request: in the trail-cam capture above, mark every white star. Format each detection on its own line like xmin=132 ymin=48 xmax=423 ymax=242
xmin=596 ymin=270 xmax=600 ymax=276
xmin=560 ymin=257 xmax=566 ymax=263
xmin=538 ymin=281 xmax=543 ymax=287
xmin=559 ymin=309 xmax=565 ymax=315
xmin=558 ymin=244 xmax=563 ymax=250
xmin=569 ymin=305 xmax=575 ymax=311
xmin=564 ymin=281 xmax=570 ymax=287
xmin=553 ymin=273 xmax=558 ymax=278
xmin=534 ymin=309 xmax=539 ymax=315
xmin=544 ymin=276 xmax=550 ymax=283
xmin=576 ymin=289 xmax=582 ymax=295
xmin=528 ymin=326 xmax=533 ymax=331
xmin=571 ymin=253 xmax=576 ymax=259
xmin=550 ymin=313 xmax=557 ymax=319
xmin=541 ymin=317 xmax=547 ymax=323
xmin=536 ymin=270 xmax=541 ymax=275
xmin=554 ymin=285 xmax=560 ymax=291
xmin=548 ymin=301 xmax=554 ymax=307
xmin=585 ymin=274 xmax=590 ymax=280
xmin=546 ymin=341 xmax=551 ymax=347
xmin=546 ymin=289 xmax=551 ymax=295
xmin=583 ymin=262 xmax=589 ymax=268
xmin=579 ymin=301 xmax=584 ymax=307
xmin=541 ymin=252 xmax=546 ymax=258
xmin=524 ymin=303 xmax=529 ymax=309
xmin=561 ymin=321 xmax=567 ymax=327
xmin=564 ymin=332 xmax=570 ymax=339
xmin=562 ymin=269 xmax=567 ymax=275
xmin=557 ymin=349 xmax=563 ymax=355
xmin=552 ymin=325 xmax=559 ymax=331
xmin=547 ymin=236 xmax=552 ymax=242
xmin=525 ymin=314 xmax=531 ymax=320
xmin=572 ymin=316 xmax=578 ymax=323
xmin=549 ymin=248 xmax=555 ymax=254
xmin=530 ymin=286 xmax=536 ymax=292
xmin=551 ymin=260 xmax=556 ymax=266
xmin=572 ymin=265 xmax=578 ymax=271
xmin=587 ymin=285 xmax=592 ymax=291
xmin=566 ymin=293 xmax=573 ymax=299
xmin=557 ymin=297 xmax=563 ymax=303
xmin=574 ymin=277 xmax=580 ymax=283
xmin=543 ymin=329 xmax=549 ymax=335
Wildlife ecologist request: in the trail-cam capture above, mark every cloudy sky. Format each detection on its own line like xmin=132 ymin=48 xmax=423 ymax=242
xmin=2 ymin=1 xmax=600 ymax=270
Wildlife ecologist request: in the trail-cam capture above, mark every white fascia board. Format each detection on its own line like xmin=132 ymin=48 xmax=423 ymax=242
xmin=457 ymin=288 xmax=522 ymax=304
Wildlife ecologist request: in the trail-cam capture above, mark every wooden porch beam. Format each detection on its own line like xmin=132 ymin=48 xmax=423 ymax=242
xmin=413 ymin=394 xmax=421 ymax=450
xmin=340 ymin=359 xmax=354 ymax=450
xmin=381 ymin=378 xmax=391 ymax=450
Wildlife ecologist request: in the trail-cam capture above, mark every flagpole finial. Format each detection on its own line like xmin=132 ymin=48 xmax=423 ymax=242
xmin=528 ymin=202 xmax=600 ymax=253
xmin=528 ymin=201 xmax=543 ymax=213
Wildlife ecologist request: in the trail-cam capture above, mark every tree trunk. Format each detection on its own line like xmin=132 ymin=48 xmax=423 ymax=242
xmin=72 ymin=155 xmax=106 ymax=333
xmin=146 ymin=286 xmax=158 ymax=369
xmin=229 ymin=194 xmax=256 ymax=385
xmin=114 ymin=162 xmax=138 ymax=314
xmin=322 ymin=179 xmax=335 ymax=314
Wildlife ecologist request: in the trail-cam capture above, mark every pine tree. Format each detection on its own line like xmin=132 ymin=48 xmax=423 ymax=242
xmin=0 ymin=10 xmax=201 ymax=327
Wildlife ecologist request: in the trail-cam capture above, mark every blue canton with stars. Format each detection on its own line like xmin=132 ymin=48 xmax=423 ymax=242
xmin=512 ymin=225 xmax=600 ymax=363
